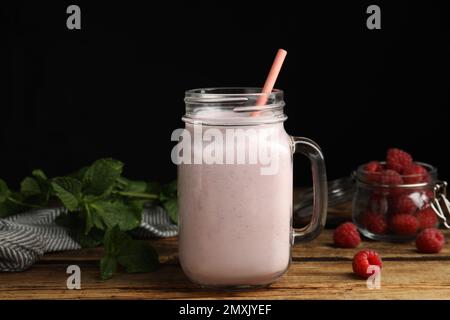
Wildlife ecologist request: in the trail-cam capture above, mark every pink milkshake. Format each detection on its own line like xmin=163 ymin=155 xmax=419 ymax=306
xmin=176 ymin=88 xmax=327 ymax=288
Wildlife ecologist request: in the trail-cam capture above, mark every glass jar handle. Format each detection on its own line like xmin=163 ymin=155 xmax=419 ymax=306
xmin=291 ymin=136 xmax=328 ymax=244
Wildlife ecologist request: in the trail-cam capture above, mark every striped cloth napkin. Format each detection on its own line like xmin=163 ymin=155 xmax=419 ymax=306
xmin=0 ymin=205 xmax=178 ymax=272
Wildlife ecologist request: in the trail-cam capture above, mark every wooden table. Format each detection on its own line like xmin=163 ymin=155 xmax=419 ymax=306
xmin=1 ymin=218 xmax=450 ymax=299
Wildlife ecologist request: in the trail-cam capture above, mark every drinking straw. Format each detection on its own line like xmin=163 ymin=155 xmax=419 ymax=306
xmin=252 ymin=49 xmax=287 ymax=116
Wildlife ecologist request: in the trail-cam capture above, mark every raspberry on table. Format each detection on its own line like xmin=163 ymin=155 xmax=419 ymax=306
xmin=416 ymin=228 xmax=445 ymax=253
xmin=403 ymin=163 xmax=429 ymax=184
xmin=333 ymin=222 xmax=361 ymax=248
xmin=386 ymin=148 xmax=413 ymax=174
xmin=390 ymin=193 xmax=420 ymax=215
xmin=389 ymin=214 xmax=419 ymax=235
xmin=352 ymin=249 xmax=383 ymax=279
xmin=416 ymin=206 xmax=438 ymax=229
xmin=361 ymin=211 xmax=388 ymax=234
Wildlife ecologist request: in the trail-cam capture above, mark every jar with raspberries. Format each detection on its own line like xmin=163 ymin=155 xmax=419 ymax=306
xmin=352 ymin=148 xmax=444 ymax=242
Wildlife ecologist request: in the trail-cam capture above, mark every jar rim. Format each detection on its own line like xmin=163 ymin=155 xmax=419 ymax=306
xmin=185 ymin=87 xmax=284 ymax=102
xmin=183 ymin=87 xmax=286 ymax=125
xmin=354 ymin=161 xmax=438 ymax=188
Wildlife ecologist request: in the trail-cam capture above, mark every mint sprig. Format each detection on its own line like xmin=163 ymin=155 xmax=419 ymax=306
xmin=0 ymin=158 xmax=177 ymax=279
xmin=100 ymin=226 xmax=158 ymax=280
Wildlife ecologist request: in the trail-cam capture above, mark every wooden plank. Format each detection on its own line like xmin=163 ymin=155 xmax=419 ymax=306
xmin=1 ymin=260 xmax=450 ymax=299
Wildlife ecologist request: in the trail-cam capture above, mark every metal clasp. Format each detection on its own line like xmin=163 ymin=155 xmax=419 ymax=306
xmin=430 ymin=181 xmax=450 ymax=228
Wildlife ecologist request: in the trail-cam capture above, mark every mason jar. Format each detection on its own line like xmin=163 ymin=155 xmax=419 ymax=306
xmin=352 ymin=162 xmax=440 ymax=242
xmin=174 ymin=87 xmax=328 ymax=289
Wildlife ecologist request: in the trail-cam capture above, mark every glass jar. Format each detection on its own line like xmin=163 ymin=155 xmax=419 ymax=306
xmin=352 ymin=162 xmax=439 ymax=242
xmin=175 ymin=88 xmax=328 ymax=289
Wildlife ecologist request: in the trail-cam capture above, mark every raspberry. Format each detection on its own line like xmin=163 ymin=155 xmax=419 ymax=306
xmin=352 ymin=249 xmax=383 ymax=279
xmin=390 ymin=193 xmax=419 ymax=215
xmin=361 ymin=211 xmax=388 ymax=234
xmin=333 ymin=222 xmax=361 ymax=248
xmin=386 ymin=148 xmax=413 ymax=173
xmin=366 ymin=161 xmax=383 ymax=173
xmin=403 ymin=164 xmax=428 ymax=184
xmin=416 ymin=206 xmax=438 ymax=229
xmin=416 ymin=228 xmax=445 ymax=253
xmin=379 ymin=170 xmax=403 ymax=186
xmin=364 ymin=161 xmax=383 ymax=182
xmin=390 ymin=214 xmax=419 ymax=235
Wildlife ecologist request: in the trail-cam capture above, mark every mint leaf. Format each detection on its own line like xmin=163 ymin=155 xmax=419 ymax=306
xmin=91 ymin=209 xmax=105 ymax=230
xmin=56 ymin=212 xmax=103 ymax=248
xmin=116 ymin=177 xmax=148 ymax=193
xmin=101 ymin=226 xmax=127 ymax=279
xmin=0 ymin=199 xmax=24 ymax=218
xmin=0 ymin=182 xmax=27 ymax=217
xmin=32 ymin=169 xmax=48 ymax=181
xmin=69 ymin=166 xmax=88 ymax=181
xmin=20 ymin=177 xmax=41 ymax=196
xmin=83 ymin=203 xmax=95 ymax=234
xmin=19 ymin=173 xmax=50 ymax=207
xmin=83 ymin=158 xmax=123 ymax=196
xmin=117 ymin=240 xmax=159 ymax=273
xmin=0 ymin=191 xmax=26 ymax=218
xmin=160 ymin=180 xmax=178 ymax=224
xmin=124 ymin=180 xmax=148 ymax=193
xmin=29 ymin=169 xmax=52 ymax=205
xmin=146 ymin=181 xmax=161 ymax=195
xmin=91 ymin=200 xmax=141 ymax=231
xmin=51 ymin=177 xmax=82 ymax=211
xmin=100 ymin=255 xmax=117 ymax=280
xmin=103 ymin=225 xmax=129 ymax=254
xmin=77 ymin=230 xmax=103 ymax=248
xmin=0 ymin=179 xmax=10 ymax=203
xmin=159 ymin=180 xmax=177 ymax=201
xmin=162 ymin=198 xmax=178 ymax=224
xmin=127 ymin=199 xmax=146 ymax=215
xmin=101 ymin=226 xmax=159 ymax=278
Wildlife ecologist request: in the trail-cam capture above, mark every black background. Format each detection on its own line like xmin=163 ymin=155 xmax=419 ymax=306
xmin=3 ymin=1 xmax=449 ymax=188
